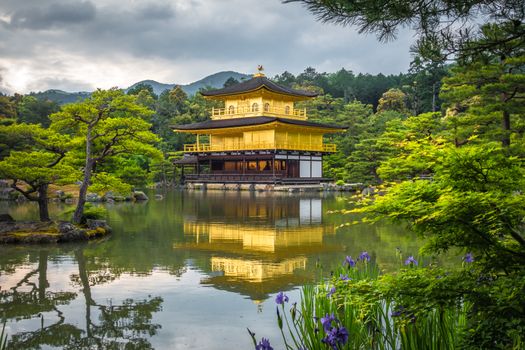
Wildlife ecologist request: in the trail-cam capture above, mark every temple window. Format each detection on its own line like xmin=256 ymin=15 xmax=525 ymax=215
xmin=285 ymin=106 xmax=290 ymax=114
xmin=251 ymin=103 xmax=259 ymax=112
xmin=264 ymin=103 xmax=270 ymax=112
xmin=228 ymin=105 xmax=235 ymax=114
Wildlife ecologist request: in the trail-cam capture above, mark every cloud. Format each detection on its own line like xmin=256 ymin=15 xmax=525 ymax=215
xmin=135 ymin=3 xmax=175 ymax=21
xmin=0 ymin=0 xmax=413 ymax=94
xmin=5 ymin=1 xmax=96 ymax=30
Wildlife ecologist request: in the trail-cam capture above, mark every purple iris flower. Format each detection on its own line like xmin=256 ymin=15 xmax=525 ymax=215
xmin=405 ymin=256 xmax=418 ymax=266
xmin=344 ymin=256 xmax=356 ymax=267
xmin=321 ymin=313 xmax=336 ymax=332
xmin=275 ymin=291 xmax=289 ymax=305
xmin=464 ymin=253 xmax=474 ymax=263
xmin=322 ymin=326 xmax=349 ymax=350
xmin=255 ymin=337 xmax=273 ymax=350
xmin=327 ymin=286 xmax=336 ymax=298
xmin=339 ymin=274 xmax=350 ymax=281
xmin=359 ymin=251 xmax=371 ymax=262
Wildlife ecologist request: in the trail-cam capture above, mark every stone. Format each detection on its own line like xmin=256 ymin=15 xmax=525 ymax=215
xmin=0 ymin=180 xmax=9 ymax=188
xmin=154 ymin=194 xmax=164 ymax=200
xmin=0 ymin=188 xmax=15 ymax=201
xmin=58 ymin=221 xmax=88 ymax=241
xmin=103 ymin=191 xmax=115 ymax=200
xmin=361 ymin=186 xmax=376 ymax=196
xmin=0 ymin=214 xmax=14 ymax=222
xmin=86 ymin=193 xmax=102 ymax=202
xmin=55 ymin=190 xmax=65 ymax=199
xmin=86 ymin=219 xmax=112 ymax=233
xmin=133 ymin=191 xmax=149 ymax=201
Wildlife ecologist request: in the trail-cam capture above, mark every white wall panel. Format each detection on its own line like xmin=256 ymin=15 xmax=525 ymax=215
xmin=300 ymin=160 xmax=311 ymax=177
xmin=311 ymin=161 xmax=322 ymax=177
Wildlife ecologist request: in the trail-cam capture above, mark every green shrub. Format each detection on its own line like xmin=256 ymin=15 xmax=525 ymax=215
xmin=62 ymin=203 xmax=107 ymax=224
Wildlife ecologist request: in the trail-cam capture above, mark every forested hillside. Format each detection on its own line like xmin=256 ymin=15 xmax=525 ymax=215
xmin=0 ymin=64 xmax=447 ymax=186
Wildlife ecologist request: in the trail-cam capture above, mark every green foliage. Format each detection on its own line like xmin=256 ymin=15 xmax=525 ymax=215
xmin=344 ymin=110 xmax=406 ymax=184
xmin=63 ymin=203 xmax=108 ymax=224
xmin=441 ymin=51 xmax=525 ymax=148
xmin=88 ymin=172 xmax=133 ymax=195
xmin=50 ymin=88 xmax=161 ymax=223
xmin=376 ymin=88 xmax=409 ymax=115
xmin=377 ymin=112 xmax=444 ymax=180
xmin=127 ymin=83 xmax=158 ymax=99
xmin=265 ymin=259 xmax=470 ymax=350
xmin=0 ymin=123 xmax=76 ymax=221
xmin=80 ymin=204 xmax=107 ymax=223
xmin=16 ymin=95 xmax=60 ymax=127
xmin=284 ymin=0 xmax=525 ymax=63
xmin=0 ymin=95 xmax=17 ymax=119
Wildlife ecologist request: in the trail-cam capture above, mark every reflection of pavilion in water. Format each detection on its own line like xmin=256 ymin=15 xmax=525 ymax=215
xmin=177 ymin=192 xmax=338 ymax=301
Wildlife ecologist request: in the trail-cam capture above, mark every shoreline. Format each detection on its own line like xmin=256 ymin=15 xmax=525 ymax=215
xmin=0 ymin=220 xmax=111 ymax=244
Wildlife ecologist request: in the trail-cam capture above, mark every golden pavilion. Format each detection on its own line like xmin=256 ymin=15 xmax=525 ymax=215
xmin=172 ymin=67 xmax=346 ymax=184
xmin=174 ymin=191 xmax=339 ymax=301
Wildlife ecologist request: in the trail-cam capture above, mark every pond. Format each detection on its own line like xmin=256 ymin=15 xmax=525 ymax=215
xmin=0 ymin=190 xmax=424 ymax=349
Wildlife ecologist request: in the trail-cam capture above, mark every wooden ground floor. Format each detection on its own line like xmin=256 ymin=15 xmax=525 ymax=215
xmin=174 ymin=151 xmax=331 ymax=184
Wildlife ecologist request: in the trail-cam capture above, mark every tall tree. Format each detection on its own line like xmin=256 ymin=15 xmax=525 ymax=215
xmin=376 ymin=88 xmax=409 ymax=114
xmin=0 ymin=124 xmax=75 ymax=221
xmin=50 ymin=89 xmax=161 ymax=224
xmin=16 ymin=95 xmax=60 ymax=127
xmin=127 ymin=83 xmax=158 ymax=99
xmin=283 ymin=0 xmax=525 ymax=62
xmin=0 ymin=94 xmax=17 ymax=120
xmin=440 ymin=25 xmax=525 ymax=148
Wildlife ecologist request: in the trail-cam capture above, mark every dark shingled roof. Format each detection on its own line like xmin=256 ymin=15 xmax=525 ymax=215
xmin=200 ymin=76 xmax=318 ymax=98
xmin=172 ymin=116 xmax=347 ymax=131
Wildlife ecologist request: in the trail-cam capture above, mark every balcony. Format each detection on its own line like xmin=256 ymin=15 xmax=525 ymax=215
xmin=183 ymin=142 xmax=337 ymax=153
xmin=211 ymin=106 xmax=307 ymax=120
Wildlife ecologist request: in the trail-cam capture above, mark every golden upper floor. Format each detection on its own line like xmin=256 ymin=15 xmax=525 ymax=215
xmin=201 ymin=72 xmax=317 ymax=120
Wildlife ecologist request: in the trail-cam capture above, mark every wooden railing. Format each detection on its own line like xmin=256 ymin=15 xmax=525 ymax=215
xmin=183 ymin=142 xmax=337 ymax=153
xmin=211 ymin=106 xmax=307 ymax=120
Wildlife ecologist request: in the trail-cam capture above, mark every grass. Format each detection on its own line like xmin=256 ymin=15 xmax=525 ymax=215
xmin=262 ymin=256 xmax=470 ymax=350
xmin=0 ymin=319 xmax=8 ymax=350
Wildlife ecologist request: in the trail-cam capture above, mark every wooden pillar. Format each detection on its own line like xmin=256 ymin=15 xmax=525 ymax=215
xmin=272 ymin=155 xmax=275 ymax=179
xmin=196 ymin=134 xmax=200 ymax=151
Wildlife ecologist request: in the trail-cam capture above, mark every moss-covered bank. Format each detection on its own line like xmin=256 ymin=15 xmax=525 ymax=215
xmin=0 ymin=220 xmax=111 ymax=244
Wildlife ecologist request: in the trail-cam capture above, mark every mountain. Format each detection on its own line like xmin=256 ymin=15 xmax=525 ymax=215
xmin=29 ymin=90 xmax=91 ymax=105
xmin=31 ymin=71 xmax=251 ymax=105
xmin=180 ymin=71 xmax=250 ymax=96
xmin=126 ymin=71 xmax=250 ymax=96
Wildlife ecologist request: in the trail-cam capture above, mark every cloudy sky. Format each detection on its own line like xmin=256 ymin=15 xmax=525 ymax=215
xmin=0 ymin=0 xmax=414 ymax=94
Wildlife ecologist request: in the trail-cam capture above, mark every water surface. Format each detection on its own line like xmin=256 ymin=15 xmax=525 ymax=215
xmin=0 ymin=190 xmax=423 ymax=349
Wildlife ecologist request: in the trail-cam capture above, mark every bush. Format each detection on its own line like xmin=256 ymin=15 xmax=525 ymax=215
xmin=62 ymin=203 xmax=107 ymax=224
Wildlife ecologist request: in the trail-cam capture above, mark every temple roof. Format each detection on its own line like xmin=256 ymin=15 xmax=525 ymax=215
xmin=171 ymin=116 xmax=347 ymax=131
xmin=200 ymin=76 xmax=318 ymax=98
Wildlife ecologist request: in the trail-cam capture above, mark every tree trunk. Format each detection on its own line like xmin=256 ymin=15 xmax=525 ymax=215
xmin=502 ymin=109 xmax=511 ymax=147
xmin=38 ymin=183 xmax=50 ymax=222
xmin=75 ymin=249 xmax=94 ymax=337
xmin=73 ymin=126 xmax=94 ymax=224
xmin=38 ymin=250 xmax=49 ymax=302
